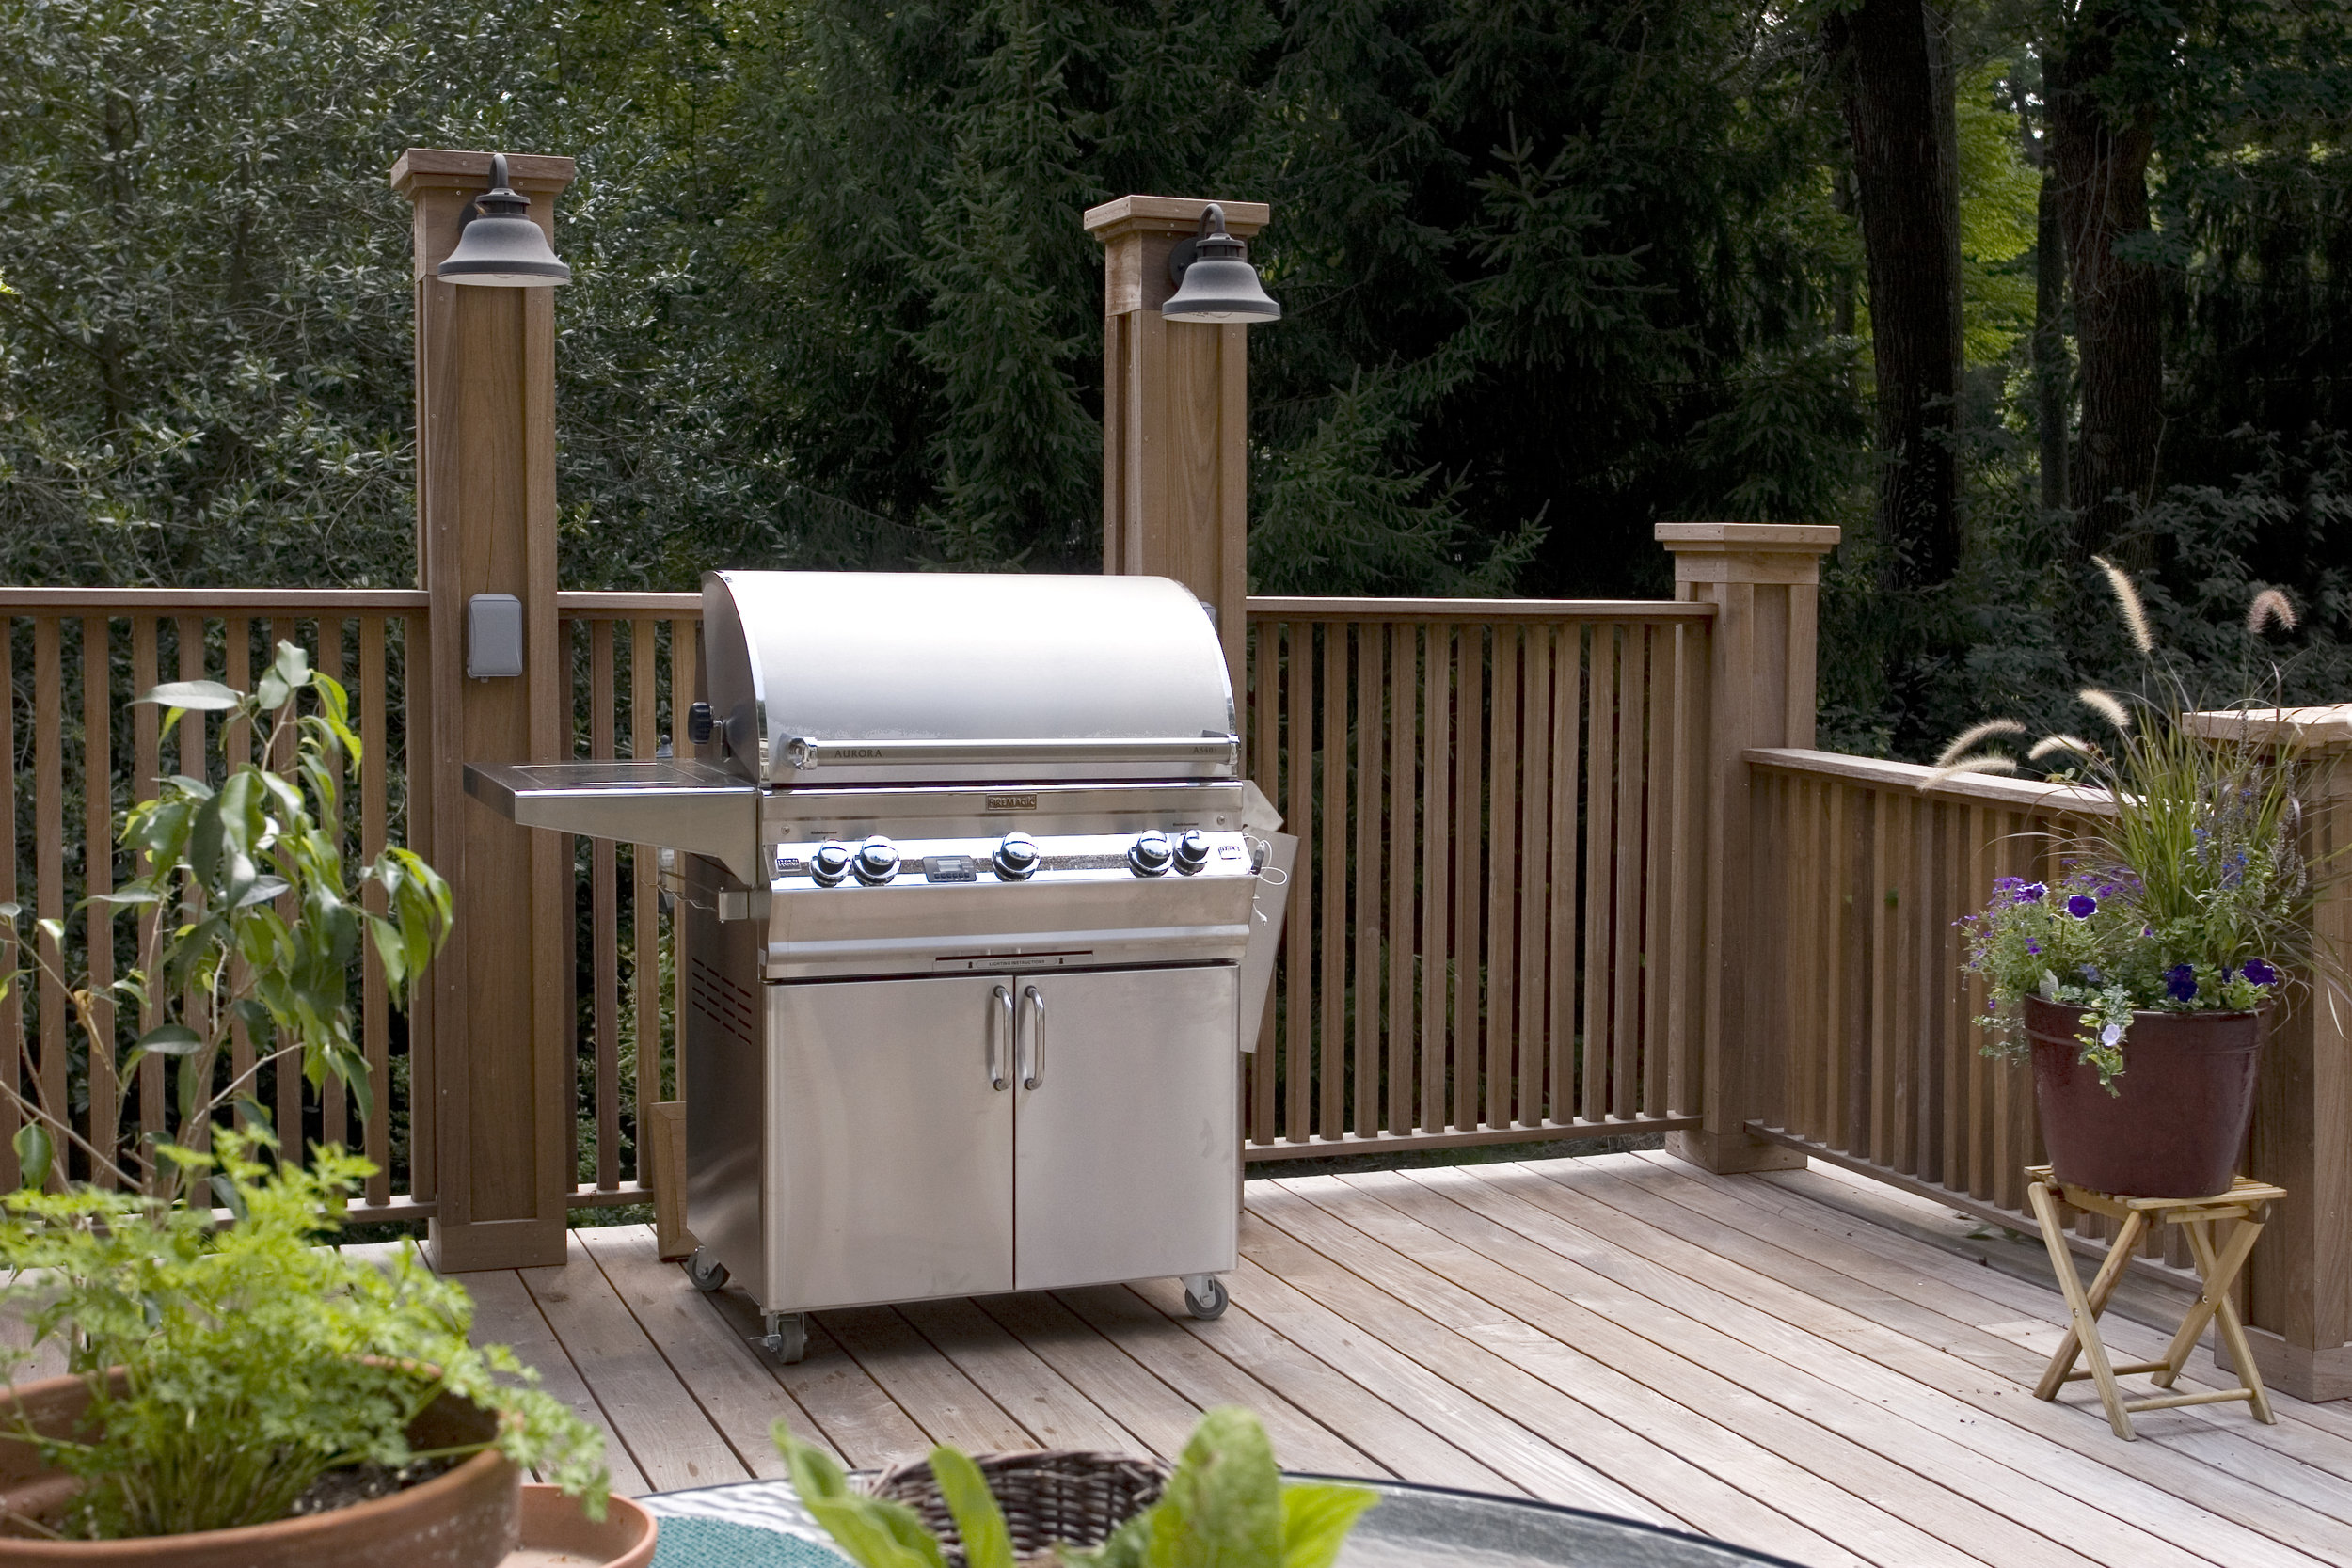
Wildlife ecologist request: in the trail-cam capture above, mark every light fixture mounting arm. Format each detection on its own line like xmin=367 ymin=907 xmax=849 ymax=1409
xmin=1168 ymin=203 xmax=1245 ymax=287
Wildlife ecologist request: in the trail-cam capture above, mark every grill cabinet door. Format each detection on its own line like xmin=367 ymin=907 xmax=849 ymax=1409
xmin=1012 ymin=966 xmax=1238 ymax=1291
xmin=768 ymin=975 xmax=1013 ymax=1309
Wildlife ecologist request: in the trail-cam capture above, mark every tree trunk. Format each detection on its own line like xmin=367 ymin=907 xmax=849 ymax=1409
xmin=2046 ymin=16 xmax=2162 ymax=564
xmin=2018 ymin=78 xmax=2070 ymax=514
xmin=1827 ymin=0 xmax=1964 ymax=591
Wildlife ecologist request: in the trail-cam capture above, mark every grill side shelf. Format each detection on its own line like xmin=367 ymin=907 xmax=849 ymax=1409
xmin=463 ymin=759 xmax=762 ymax=884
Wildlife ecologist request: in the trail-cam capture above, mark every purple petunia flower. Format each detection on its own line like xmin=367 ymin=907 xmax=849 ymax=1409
xmin=2018 ymin=881 xmax=2048 ymax=903
xmin=2066 ymin=895 xmax=2097 ymax=919
xmin=2082 ymin=965 xmax=2102 ymax=985
xmin=2025 ymin=939 xmax=2042 ymax=955
xmin=2243 ymin=958 xmax=2279 ymax=987
xmin=2166 ymin=964 xmax=2198 ymax=1003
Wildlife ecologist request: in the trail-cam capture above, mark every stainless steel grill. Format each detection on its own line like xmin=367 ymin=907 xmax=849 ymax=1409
xmin=466 ymin=570 xmax=1283 ymax=1361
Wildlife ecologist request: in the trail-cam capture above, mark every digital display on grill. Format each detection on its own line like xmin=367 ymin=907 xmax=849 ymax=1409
xmin=922 ymin=855 xmax=977 ymax=882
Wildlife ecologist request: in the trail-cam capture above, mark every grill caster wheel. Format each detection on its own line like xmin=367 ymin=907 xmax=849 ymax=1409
xmin=686 ymin=1247 xmax=729 ymax=1293
xmin=1182 ymin=1275 xmax=1229 ymax=1321
xmin=758 ymin=1312 xmax=809 ymax=1365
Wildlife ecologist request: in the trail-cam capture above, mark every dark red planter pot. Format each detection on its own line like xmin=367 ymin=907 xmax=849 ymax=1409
xmin=2024 ymin=995 xmax=2266 ymax=1199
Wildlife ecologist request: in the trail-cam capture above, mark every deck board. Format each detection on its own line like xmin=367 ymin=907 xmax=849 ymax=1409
xmin=439 ymin=1153 xmax=2352 ymax=1568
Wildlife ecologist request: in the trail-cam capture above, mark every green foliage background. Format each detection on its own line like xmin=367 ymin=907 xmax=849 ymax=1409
xmin=1 ymin=0 xmax=2348 ymax=749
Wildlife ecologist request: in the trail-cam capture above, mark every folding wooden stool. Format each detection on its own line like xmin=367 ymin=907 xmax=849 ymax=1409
xmin=2026 ymin=1165 xmax=2284 ymax=1440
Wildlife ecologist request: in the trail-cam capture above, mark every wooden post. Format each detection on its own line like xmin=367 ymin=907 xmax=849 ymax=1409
xmin=390 ymin=149 xmax=577 ymax=1273
xmin=2192 ymin=705 xmax=2352 ymax=1402
xmin=1083 ymin=195 xmax=1268 ymax=703
xmin=1655 ymin=523 xmax=1841 ymax=1174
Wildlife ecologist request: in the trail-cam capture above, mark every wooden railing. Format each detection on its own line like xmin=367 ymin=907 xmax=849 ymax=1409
xmin=1 ymin=590 xmax=433 ymax=1219
xmin=551 ymin=592 xmax=699 ymax=1212
xmin=0 ymin=589 xmax=711 ymax=1224
xmin=8 ymin=586 xmax=1720 ymax=1214
xmin=1735 ymin=750 xmax=2200 ymax=1264
xmin=1243 ymin=598 xmax=1715 ymax=1160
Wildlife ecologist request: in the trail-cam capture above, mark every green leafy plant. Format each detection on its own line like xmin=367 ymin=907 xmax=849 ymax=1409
xmin=1939 ymin=561 xmax=2331 ymax=1085
xmin=0 ymin=640 xmax=451 ymax=1200
xmin=0 ymin=1131 xmax=606 ymax=1539
xmin=776 ymin=1406 xmax=1375 ymax=1568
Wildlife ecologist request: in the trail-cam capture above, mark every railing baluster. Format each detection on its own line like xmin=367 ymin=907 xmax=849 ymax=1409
xmin=1350 ymin=624 xmax=1380 ymax=1141
xmin=360 ymin=615 xmax=391 ymax=1205
xmin=1486 ymin=626 xmax=1518 ymax=1131
xmin=82 ymin=618 xmax=117 ymax=1185
xmin=1383 ymin=624 xmax=1413 ymax=1137
xmin=1419 ymin=623 xmax=1448 ymax=1136
xmin=1318 ymin=624 xmax=1345 ymax=1142
xmin=1515 ymin=627 xmax=1552 ymax=1129
xmin=130 ymin=618 xmax=165 ymax=1151
xmin=591 ymin=617 xmax=621 ymax=1192
xmin=1580 ymin=626 xmax=1615 ymax=1123
xmin=1283 ymin=623 xmax=1311 ymax=1146
xmin=33 ymin=618 xmax=65 ymax=1184
xmin=1450 ymin=626 xmax=1483 ymax=1133
xmin=1248 ymin=616 xmax=1278 ymax=1147
xmin=318 ymin=620 xmax=350 ymax=1156
xmin=1548 ymin=627 xmax=1582 ymax=1127
xmin=1610 ymin=626 xmax=1647 ymax=1121
xmin=1 ymin=621 xmax=20 ymax=1191
xmin=668 ymin=616 xmax=697 ymax=1108
xmin=1640 ymin=625 xmax=1676 ymax=1119
xmin=632 ymin=615 xmax=660 ymax=1183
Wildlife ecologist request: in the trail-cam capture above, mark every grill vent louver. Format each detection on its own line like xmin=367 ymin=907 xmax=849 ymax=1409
xmin=689 ymin=958 xmax=759 ymax=1051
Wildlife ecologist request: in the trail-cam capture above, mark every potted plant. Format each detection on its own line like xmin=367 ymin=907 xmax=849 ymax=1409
xmin=0 ymin=1132 xmax=610 ymax=1560
xmin=0 ymin=645 xmax=622 ymax=1560
xmin=1936 ymin=563 xmax=2328 ymax=1197
xmin=776 ymin=1405 xmax=1375 ymax=1568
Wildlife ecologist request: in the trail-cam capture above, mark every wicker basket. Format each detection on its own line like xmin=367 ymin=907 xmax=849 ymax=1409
xmin=866 ymin=1449 xmax=1171 ymax=1567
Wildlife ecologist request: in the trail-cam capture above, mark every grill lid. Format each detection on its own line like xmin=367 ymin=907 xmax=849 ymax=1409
xmin=704 ymin=571 xmax=1237 ymax=785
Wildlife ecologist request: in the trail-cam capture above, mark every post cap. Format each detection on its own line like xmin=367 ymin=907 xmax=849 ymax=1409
xmin=1084 ymin=195 xmax=1268 ymax=244
xmin=1655 ymin=522 xmax=1840 ymax=587
xmin=391 ymin=148 xmax=577 ymax=199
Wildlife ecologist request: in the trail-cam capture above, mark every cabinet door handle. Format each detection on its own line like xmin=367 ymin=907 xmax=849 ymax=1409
xmin=1020 ymin=986 xmax=1045 ymax=1090
xmin=988 ymin=985 xmax=1012 ymax=1090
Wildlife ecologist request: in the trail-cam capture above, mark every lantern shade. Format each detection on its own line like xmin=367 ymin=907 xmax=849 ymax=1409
xmin=1162 ymin=204 xmax=1279 ymax=325
xmin=437 ymin=153 xmax=570 ymax=287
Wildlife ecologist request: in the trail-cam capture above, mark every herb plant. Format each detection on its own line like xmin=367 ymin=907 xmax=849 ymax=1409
xmin=0 ymin=1132 xmax=606 ymax=1539
xmin=777 ymin=1406 xmax=1375 ymax=1568
xmin=1940 ymin=562 xmax=2325 ymax=1085
xmin=0 ymin=641 xmax=451 ymax=1200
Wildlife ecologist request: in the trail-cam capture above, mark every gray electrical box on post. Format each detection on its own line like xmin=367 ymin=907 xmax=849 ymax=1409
xmin=467 ymin=594 xmax=525 ymax=679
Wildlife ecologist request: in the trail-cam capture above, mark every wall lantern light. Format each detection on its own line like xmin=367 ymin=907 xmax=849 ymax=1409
xmin=1162 ymin=203 xmax=1279 ymax=325
xmin=437 ymin=153 xmax=571 ymax=287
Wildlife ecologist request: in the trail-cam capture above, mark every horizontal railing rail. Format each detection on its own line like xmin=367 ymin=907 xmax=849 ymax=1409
xmin=1737 ymin=748 xmax=2194 ymax=1269
xmin=1244 ymin=601 xmax=1714 ymax=1161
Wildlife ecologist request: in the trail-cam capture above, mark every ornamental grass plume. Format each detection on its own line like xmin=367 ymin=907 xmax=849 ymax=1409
xmin=1934 ymin=565 xmax=2338 ymax=1086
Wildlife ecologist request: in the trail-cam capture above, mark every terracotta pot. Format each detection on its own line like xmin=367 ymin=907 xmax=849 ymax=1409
xmin=512 ymin=1485 xmax=657 ymax=1567
xmin=0 ymin=1372 xmax=517 ymax=1565
xmin=2025 ymin=994 xmax=2266 ymax=1198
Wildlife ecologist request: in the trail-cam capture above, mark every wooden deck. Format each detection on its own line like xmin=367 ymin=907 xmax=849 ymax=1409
xmin=462 ymin=1151 xmax=2352 ymax=1568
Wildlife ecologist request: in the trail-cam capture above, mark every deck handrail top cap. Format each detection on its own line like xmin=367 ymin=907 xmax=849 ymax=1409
xmin=2183 ymin=704 xmax=2352 ymax=749
xmin=1653 ymin=521 xmax=1841 ymax=552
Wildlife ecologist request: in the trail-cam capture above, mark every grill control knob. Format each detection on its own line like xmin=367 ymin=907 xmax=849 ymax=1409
xmin=1172 ymin=830 xmax=1213 ymax=876
xmin=993 ymin=832 xmax=1041 ymax=882
xmin=851 ymin=837 xmax=900 ymax=886
xmin=1128 ymin=831 xmax=1173 ymax=878
xmin=809 ymin=843 xmax=853 ymax=888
